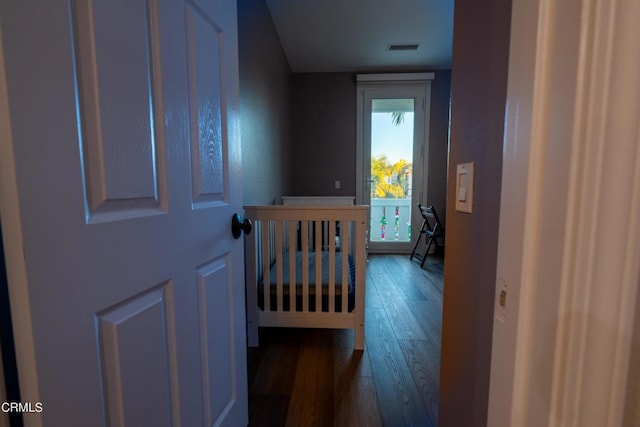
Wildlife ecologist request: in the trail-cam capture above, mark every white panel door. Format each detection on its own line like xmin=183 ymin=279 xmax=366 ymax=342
xmin=0 ymin=0 xmax=247 ymax=426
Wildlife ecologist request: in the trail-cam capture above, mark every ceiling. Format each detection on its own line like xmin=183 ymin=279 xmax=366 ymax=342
xmin=264 ymin=0 xmax=455 ymax=73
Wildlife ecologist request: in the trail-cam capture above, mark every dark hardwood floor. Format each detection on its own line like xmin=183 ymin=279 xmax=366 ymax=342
xmin=246 ymin=254 xmax=444 ymax=427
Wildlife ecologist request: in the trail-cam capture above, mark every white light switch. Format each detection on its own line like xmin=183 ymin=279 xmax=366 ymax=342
xmin=455 ymin=162 xmax=474 ymax=213
xmin=458 ymin=173 xmax=468 ymax=201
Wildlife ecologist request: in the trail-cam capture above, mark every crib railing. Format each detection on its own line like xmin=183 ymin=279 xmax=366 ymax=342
xmin=243 ymin=205 xmax=368 ymax=349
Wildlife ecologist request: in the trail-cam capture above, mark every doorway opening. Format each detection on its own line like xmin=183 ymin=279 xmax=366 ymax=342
xmin=356 ymin=74 xmax=433 ymax=254
xmin=370 ymin=98 xmax=414 ymax=244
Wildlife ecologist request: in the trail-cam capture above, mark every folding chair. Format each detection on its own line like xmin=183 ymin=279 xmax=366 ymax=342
xmin=409 ymin=204 xmax=444 ymax=268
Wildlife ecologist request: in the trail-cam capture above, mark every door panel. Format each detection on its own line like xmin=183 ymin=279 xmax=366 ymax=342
xmin=97 ymin=283 xmax=176 ymax=427
xmin=0 ymin=0 xmax=247 ymax=425
xmin=196 ymin=257 xmax=236 ymax=426
xmin=186 ymin=2 xmax=226 ymax=205
xmin=73 ymin=0 xmax=168 ymax=218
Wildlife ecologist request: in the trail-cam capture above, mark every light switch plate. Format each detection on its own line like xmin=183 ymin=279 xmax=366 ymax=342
xmin=456 ymin=162 xmax=474 ymax=213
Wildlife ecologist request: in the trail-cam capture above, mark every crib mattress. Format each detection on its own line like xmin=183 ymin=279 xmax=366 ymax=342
xmin=263 ymin=251 xmax=355 ymax=295
xmin=259 ymin=251 xmax=356 ymax=312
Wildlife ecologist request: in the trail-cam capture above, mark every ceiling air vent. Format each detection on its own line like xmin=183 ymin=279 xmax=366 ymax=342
xmin=387 ymin=43 xmax=420 ymax=51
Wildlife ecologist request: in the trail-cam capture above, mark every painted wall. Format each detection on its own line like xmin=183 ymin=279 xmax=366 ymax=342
xmin=289 ymin=71 xmax=451 ymax=224
xmin=237 ymin=0 xmax=292 ymax=205
xmin=290 ymin=73 xmax=357 ymax=197
xmin=438 ymin=0 xmax=512 ymax=426
xmin=427 ymin=70 xmax=451 ymax=225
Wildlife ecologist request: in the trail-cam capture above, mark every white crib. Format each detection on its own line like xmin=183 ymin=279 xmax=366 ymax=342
xmin=244 ymin=204 xmax=368 ymax=350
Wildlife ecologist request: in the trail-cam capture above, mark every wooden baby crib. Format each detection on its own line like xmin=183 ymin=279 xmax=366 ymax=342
xmin=244 ymin=205 xmax=368 ymax=350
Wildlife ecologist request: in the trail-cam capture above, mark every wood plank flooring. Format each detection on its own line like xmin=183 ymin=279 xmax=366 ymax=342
xmin=246 ymin=254 xmax=444 ymax=426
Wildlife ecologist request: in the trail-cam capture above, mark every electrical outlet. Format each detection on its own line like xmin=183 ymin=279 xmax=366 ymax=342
xmin=335 ymin=180 xmax=341 ymax=190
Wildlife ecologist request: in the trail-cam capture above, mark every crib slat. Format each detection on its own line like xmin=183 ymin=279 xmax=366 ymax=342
xmin=301 ymin=220 xmax=309 ymax=313
xmin=328 ymin=220 xmax=336 ymax=313
xmin=288 ymin=221 xmax=296 ymax=312
xmin=355 ymin=214 xmax=367 ymax=349
xmin=342 ymin=221 xmax=350 ymax=313
xmin=261 ymin=222 xmax=270 ymax=312
xmin=275 ymin=221 xmax=283 ymax=312
xmin=246 ymin=219 xmax=259 ymax=347
xmin=315 ymin=221 xmax=322 ymax=312
xmin=269 ymin=220 xmax=276 ymax=264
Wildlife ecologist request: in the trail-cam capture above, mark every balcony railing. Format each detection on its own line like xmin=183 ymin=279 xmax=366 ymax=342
xmin=370 ymin=198 xmax=412 ymax=242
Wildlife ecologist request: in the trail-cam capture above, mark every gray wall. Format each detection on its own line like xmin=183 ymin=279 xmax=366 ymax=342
xmin=438 ymin=0 xmax=512 ymax=426
xmin=290 ymin=71 xmax=451 ymax=223
xmin=290 ymin=73 xmax=357 ymax=196
xmin=237 ymin=0 xmax=292 ymax=205
xmin=427 ymin=70 xmax=451 ymax=224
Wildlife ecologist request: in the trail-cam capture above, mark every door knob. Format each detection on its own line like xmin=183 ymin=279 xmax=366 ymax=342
xmin=231 ymin=213 xmax=252 ymax=239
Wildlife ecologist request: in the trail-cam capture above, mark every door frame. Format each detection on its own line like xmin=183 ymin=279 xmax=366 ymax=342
xmin=488 ymin=0 xmax=640 ymax=425
xmin=355 ymin=73 xmax=434 ymax=254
